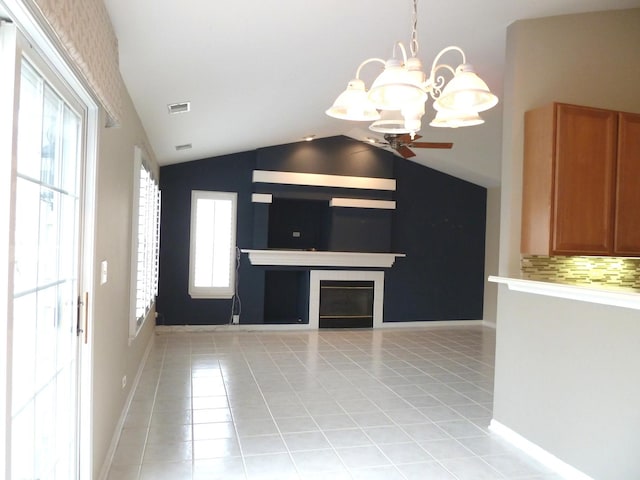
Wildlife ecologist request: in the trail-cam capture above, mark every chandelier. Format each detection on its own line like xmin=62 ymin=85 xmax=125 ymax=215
xmin=326 ymin=0 xmax=498 ymax=137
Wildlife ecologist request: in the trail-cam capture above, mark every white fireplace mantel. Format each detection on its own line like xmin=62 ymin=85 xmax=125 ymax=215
xmin=241 ymin=249 xmax=405 ymax=268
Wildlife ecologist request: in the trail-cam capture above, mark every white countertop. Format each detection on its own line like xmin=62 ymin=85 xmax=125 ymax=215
xmin=489 ymin=275 xmax=640 ymax=311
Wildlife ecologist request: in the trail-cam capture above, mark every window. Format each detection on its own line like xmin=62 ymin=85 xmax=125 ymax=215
xmin=189 ymin=190 xmax=237 ymax=299
xmin=130 ymin=146 xmax=160 ymax=337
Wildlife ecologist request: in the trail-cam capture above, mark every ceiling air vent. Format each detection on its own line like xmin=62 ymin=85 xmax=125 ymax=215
xmin=175 ymin=143 xmax=192 ymax=151
xmin=167 ymin=101 xmax=190 ymax=115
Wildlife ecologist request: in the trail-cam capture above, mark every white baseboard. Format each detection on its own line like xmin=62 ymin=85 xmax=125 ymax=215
xmin=379 ymin=319 xmax=483 ymax=328
xmin=155 ymin=320 xmax=484 ymax=334
xmin=483 ymin=320 xmax=497 ymax=328
xmin=97 ymin=333 xmax=155 ymax=480
xmin=156 ymin=323 xmax=315 ymax=333
xmin=489 ymin=419 xmax=593 ymax=480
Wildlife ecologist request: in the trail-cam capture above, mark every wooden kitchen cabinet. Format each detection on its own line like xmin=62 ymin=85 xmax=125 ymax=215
xmin=521 ymin=102 xmax=640 ymax=256
xmin=614 ymin=112 xmax=640 ymax=254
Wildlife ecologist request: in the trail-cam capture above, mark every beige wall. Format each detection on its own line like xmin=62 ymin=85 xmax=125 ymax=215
xmin=494 ymin=8 xmax=640 ymax=479
xmin=483 ymin=187 xmax=500 ymax=326
xmin=92 ymin=91 xmax=158 ymax=478
xmin=495 ymin=289 xmax=640 ymax=478
xmin=498 ymin=8 xmax=640 ymax=277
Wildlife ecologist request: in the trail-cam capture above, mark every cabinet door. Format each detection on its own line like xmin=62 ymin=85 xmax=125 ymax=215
xmin=552 ymin=104 xmax=617 ymax=254
xmin=614 ymin=112 xmax=640 ymax=254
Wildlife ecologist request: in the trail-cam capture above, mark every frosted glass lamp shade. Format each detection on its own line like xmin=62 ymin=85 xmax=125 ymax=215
xmin=368 ymin=58 xmax=427 ymax=110
xmin=326 ymin=79 xmax=381 ymax=121
xmin=369 ymin=110 xmax=411 ymax=134
xmin=434 ymin=64 xmax=498 ymax=113
xmin=429 ymin=109 xmax=484 ymax=128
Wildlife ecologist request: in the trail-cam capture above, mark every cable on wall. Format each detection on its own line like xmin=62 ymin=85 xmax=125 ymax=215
xmin=229 ymin=246 xmax=242 ymax=324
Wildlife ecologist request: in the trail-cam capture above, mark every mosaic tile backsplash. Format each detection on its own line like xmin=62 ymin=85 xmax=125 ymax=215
xmin=521 ymin=255 xmax=640 ymax=291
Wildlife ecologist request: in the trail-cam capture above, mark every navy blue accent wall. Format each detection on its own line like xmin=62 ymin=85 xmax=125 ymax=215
xmin=156 ymin=135 xmax=487 ymax=326
xmin=385 ymin=158 xmax=487 ymax=321
xmin=268 ymin=198 xmax=331 ymax=250
xmin=264 ymin=271 xmax=308 ymax=324
xmin=157 ymin=151 xmax=265 ymax=325
xmin=329 ymin=208 xmax=392 ymax=253
xmin=257 ymin=136 xmax=393 ymax=178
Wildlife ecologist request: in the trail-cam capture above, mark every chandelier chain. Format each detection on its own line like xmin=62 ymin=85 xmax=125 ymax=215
xmin=410 ymin=0 xmax=419 ymax=57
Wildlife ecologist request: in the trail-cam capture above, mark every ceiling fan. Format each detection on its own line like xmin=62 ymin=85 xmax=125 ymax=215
xmin=368 ymin=133 xmax=453 ymax=158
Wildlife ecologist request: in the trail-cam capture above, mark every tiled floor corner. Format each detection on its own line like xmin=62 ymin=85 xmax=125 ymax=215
xmin=107 ymin=326 xmax=560 ymax=480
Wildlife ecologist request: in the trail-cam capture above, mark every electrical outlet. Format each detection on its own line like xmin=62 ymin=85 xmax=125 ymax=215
xmin=292 ymin=231 xmax=301 ymax=238
xmin=121 ymin=376 xmax=127 ymax=389
xmin=100 ymin=260 xmax=108 ymax=285
xmin=232 ymin=315 xmax=240 ymax=324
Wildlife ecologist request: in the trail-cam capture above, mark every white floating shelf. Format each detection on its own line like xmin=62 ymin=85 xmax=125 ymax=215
xmin=330 ymin=198 xmax=396 ymax=210
xmin=251 ymin=193 xmax=273 ymax=203
xmin=252 ymin=170 xmax=396 ymax=191
xmin=241 ymin=249 xmax=405 ymax=268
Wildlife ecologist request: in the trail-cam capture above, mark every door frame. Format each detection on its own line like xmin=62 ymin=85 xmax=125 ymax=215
xmin=0 ymin=1 xmax=98 ymax=478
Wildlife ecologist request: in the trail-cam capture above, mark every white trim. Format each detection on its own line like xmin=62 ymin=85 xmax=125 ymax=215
xmin=79 ymin=78 xmax=99 ymax=480
xmin=188 ymin=190 xmax=238 ymax=299
xmin=97 ymin=334 xmax=155 ymax=480
xmin=309 ymin=270 xmax=385 ymax=329
xmin=0 ymin=21 xmax=18 ymax=477
xmin=482 ymin=320 xmax=497 ymax=328
xmin=330 ymin=198 xmax=396 ymax=209
xmin=380 ymin=319 xmax=483 ymax=328
xmin=241 ymin=249 xmax=405 ymax=268
xmin=488 ymin=276 xmax=640 ymax=310
xmin=252 ymin=170 xmax=396 ymax=191
xmin=489 ymin=420 xmax=594 ymax=480
xmin=155 ymin=320 xmax=483 ymax=333
xmin=129 ymin=147 xmax=142 ymax=336
xmin=251 ymin=193 xmax=273 ymax=203
xmin=157 ymin=324 xmax=317 ymax=332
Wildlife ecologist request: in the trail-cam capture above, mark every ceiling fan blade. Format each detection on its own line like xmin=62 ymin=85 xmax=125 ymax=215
xmin=409 ymin=142 xmax=453 ymax=149
xmin=396 ymin=145 xmax=416 ymax=158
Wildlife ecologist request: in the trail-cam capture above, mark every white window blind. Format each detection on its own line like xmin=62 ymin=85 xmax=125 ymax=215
xmin=189 ymin=190 xmax=237 ymax=299
xmin=130 ymin=146 xmax=160 ymax=336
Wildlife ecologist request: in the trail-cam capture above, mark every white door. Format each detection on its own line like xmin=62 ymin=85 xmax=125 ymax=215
xmin=1 ymin=22 xmax=91 ymax=480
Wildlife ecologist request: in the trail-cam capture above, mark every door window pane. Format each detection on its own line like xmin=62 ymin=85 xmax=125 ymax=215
xmin=10 ymin=57 xmax=82 ymax=480
xmin=17 ymin=61 xmax=44 ymax=179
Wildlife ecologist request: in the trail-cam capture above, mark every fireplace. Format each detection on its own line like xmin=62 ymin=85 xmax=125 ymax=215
xmin=319 ymin=280 xmax=374 ymax=328
xmin=309 ymin=270 xmax=384 ymax=329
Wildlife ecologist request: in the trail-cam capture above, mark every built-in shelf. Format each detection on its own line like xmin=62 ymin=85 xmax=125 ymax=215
xmin=489 ymin=275 xmax=640 ymax=310
xmin=252 ymin=170 xmax=396 ymax=191
xmin=241 ymin=249 xmax=405 ymax=268
xmin=251 ymin=193 xmax=272 ymax=203
xmin=329 ymin=198 xmax=396 ymax=209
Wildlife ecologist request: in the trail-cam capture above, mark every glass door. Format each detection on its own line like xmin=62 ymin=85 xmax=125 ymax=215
xmin=7 ymin=46 xmax=86 ymax=480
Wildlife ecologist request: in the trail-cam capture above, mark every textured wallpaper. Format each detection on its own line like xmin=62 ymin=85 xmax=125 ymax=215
xmin=522 ymin=255 xmax=640 ymax=291
xmin=32 ymin=0 xmax=123 ymax=126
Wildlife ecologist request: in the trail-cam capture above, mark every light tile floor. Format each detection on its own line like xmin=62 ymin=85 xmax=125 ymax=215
xmin=107 ymin=326 xmax=562 ymax=480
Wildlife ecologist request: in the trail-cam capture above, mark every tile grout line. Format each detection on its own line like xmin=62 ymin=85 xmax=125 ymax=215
xmin=117 ymin=327 xmax=547 ymax=480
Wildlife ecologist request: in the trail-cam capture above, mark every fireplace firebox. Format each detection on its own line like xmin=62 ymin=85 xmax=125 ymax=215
xmin=319 ymin=280 xmax=374 ymax=328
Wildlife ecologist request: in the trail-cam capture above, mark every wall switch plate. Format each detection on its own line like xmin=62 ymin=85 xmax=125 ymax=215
xmin=100 ymin=260 xmax=108 ymax=285
xmin=232 ymin=315 xmax=240 ymax=324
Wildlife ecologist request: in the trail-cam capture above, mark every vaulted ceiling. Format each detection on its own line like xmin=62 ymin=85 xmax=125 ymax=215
xmin=103 ymin=0 xmax=640 ymax=187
